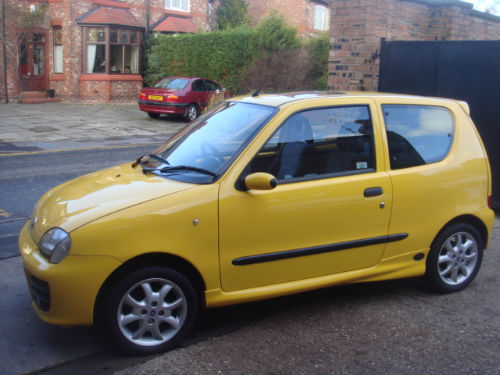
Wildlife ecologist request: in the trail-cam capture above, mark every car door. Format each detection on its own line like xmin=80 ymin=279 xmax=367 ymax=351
xmin=204 ymin=80 xmax=225 ymax=107
xmin=191 ymin=79 xmax=207 ymax=107
xmin=218 ymin=101 xmax=394 ymax=292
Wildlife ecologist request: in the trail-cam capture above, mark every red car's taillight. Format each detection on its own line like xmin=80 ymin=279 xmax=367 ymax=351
xmin=164 ymin=94 xmax=179 ymax=102
xmin=139 ymin=92 xmax=146 ymax=100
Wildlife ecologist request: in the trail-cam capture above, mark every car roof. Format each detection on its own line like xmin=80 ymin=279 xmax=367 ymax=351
xmin=232 ymin=91 xmax=462 ymax=108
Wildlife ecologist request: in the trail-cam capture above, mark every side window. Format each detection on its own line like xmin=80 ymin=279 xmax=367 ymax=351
xmin=382 ymin=105 xmax=454 ymax=169
xmin=248 ymin=106 xmax=375 ymax=182
xmin=204 ymin=80 xmax=219 ymax=92
xmin=192 ymin=80 xmax=206 ymax=92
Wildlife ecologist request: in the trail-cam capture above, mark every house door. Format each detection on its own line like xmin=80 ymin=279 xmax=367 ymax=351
xmin=20 ymin=33 xmax=47 ymax=91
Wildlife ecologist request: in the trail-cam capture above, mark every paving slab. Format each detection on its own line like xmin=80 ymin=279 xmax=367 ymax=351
xmin=0 ymin=103 xmax=185 ymax=151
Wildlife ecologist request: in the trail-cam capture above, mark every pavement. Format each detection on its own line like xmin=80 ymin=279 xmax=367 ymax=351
xmin=0 ymin=102 xmax=186 ymax=153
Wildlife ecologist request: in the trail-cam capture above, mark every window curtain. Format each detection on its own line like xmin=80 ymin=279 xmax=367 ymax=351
xmin=54 ymin=45 xmax=63 ymax=73
xmin=314 ymin=6 xmax=327 ymax=30
xmin=87 ymin=45 xmax=96 ymax=73
xmin=130 ymin=46 xmax=138 ymax=74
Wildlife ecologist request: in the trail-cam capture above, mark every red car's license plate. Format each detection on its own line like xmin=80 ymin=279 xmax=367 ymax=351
xmin=148 ymin=95 xmax=163 ymax=101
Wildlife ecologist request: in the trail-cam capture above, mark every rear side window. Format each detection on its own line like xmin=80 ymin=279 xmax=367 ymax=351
xmin=382 ymin=105 xmax=454 ymax=169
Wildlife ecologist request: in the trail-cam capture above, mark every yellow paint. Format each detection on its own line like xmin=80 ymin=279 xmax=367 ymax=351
xmin=19 ymin=93 xmax=495 ymax=326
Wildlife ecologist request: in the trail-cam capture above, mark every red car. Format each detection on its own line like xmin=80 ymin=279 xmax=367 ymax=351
xmin=139 ymin=77 xmax=229 ymax=121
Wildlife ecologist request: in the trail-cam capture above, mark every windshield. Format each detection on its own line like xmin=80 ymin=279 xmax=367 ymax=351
xmin=153 ymin=101 xmax=278 ymax=183
xmin=154 ymin=78 xmax=190 ymax=90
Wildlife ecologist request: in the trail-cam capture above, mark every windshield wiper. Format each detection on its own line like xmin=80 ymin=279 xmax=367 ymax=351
xmin=159 ymin=165 xmax=218 ymax=178
xmin=131 ymin=154 xmax=169 ymax=168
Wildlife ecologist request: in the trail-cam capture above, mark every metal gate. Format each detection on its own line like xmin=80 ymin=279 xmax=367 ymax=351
xmin=379 ymin=40 xmax=500 ymax=209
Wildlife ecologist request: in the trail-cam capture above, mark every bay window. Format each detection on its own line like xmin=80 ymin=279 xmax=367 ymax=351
xmin=84 ymin=27 xmax=140 ymax=74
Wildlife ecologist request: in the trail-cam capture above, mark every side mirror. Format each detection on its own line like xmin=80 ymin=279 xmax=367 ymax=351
xmin=244 ymin=172 xmax=278 ymax=191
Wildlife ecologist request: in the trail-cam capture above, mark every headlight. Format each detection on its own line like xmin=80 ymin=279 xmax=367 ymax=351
xmin=39 ymin=228 xmax=71 ymax=264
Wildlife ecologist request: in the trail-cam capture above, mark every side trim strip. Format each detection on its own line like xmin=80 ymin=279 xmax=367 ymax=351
xmin=232 ymin=233 xmax=408 ymax=266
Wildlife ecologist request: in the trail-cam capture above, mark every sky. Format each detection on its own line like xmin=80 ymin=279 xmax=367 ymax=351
xmin=468 ymin=0 xmax=500 ymax=14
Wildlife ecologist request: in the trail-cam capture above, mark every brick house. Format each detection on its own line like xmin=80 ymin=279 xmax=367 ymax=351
xmin=0 ymin=0 xmax=331 ymax=103
xmin=328 ymin=0 xmax=500 ymax=92
xmin=245 ymin=0 xmax=331 ymax=35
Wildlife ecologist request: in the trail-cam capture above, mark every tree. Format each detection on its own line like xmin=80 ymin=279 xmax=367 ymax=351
xmin=251 ymin=11 xmax=300 ymax=54
xmin=216 ymin=0 xmax=249 ymax=30
xmin=1 ymin=2 xmax=46 ymax=102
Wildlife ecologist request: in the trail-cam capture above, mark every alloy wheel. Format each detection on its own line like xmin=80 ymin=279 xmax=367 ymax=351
xmin=437 ymin=231 xmax=478 ymax=286
xmin=117 ymin=278 xmax=187 ymax=347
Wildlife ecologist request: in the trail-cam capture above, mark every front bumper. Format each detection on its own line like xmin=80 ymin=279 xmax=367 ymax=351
xmin=138 ymin=100 xmax=188 ymax=115
xmin=19 ymin=223 xmax=122 ymax=326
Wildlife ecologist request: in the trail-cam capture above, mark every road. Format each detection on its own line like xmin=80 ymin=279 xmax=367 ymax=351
xmin=0 ymin=144 xmax=156 ymax=375
xmin=1 ymin=144 xmax=499 ymax=375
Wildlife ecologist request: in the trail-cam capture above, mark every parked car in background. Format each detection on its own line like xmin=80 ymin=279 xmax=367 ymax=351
xmin=20 ymin=92 xmax=494 ymax=355
xmin=139 ymin=77 xmax=230 ymax=121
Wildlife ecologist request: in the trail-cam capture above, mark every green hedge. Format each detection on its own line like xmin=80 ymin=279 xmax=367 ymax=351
xmin=144 ymin=24 xmax=329 ymax=94
xmin=145 ymin=28 xmax=255 ymax=93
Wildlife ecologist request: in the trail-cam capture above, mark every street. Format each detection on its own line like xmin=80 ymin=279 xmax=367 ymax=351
xmin=0 ymin=144 xmax=159 ymax=375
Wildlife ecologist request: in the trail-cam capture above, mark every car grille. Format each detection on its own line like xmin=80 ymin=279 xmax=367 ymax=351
xmin=25 ymin=271 xmax=50 ymax=312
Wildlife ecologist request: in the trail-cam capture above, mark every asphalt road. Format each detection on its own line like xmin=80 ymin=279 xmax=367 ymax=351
xmin=0 ymin=144 xmax=157 ymax=375
xmin=1 ymin=144 xmax=499 ymax=375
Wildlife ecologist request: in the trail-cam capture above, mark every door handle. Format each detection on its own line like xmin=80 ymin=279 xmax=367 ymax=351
xmin=364 ymin=187 xmax=383 ymax=197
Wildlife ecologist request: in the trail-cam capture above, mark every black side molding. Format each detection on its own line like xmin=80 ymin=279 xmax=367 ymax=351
xmin=232 ymin=233 xmax=408 ymax=266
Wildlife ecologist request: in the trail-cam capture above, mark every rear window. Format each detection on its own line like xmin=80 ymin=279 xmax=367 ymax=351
xmin=382 ymin=105 xmax=454 ymax=169
xmin=154 ymin=78 xmax=189 ymax=90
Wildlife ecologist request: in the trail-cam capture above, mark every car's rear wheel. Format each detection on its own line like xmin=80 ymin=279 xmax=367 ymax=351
xmin=100 ymin=266 xmax=198 ymax=354
xmin=148 ymin=112 xmax=160 ymax=119
xmin=424 ymin=223 xmax=483 ymax=293
xmin=184 ymin=104 xmax=198 ymax=122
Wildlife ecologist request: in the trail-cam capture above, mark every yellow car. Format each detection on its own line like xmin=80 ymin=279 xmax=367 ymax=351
xmin=20 ymin=92 xmax=494 ymax=354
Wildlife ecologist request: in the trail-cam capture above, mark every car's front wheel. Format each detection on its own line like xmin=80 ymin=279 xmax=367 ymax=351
xmin=424 ymin=223 xmax=483 ymax=293
xmin=184 ymin=104 xmax=198 ymax=122
xmin=100 ymin=266 xmax=198 ymax=354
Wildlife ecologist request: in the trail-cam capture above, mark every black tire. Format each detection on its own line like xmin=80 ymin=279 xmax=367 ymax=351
xmin=98 ymin=266 xmax=198 ymax=355
xmin=184 ymin=104 xmax=198 ymax=122
xmin=424 ymin=223 xmax=483 ymax=293
xmin=148 ymin=112 xmax=160 ymax=119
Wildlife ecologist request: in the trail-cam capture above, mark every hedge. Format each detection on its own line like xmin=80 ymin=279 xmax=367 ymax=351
xmin=144 ymin=25 xmax=329 ymax=94
xmin=145 ymin=28 xmax=255 ymax=93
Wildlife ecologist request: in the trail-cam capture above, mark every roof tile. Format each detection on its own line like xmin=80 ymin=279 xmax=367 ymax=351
xmin=153 ymin=16 xmax=197 ymax=33
xmin=78 ymin=7 xmax=142 ymax=28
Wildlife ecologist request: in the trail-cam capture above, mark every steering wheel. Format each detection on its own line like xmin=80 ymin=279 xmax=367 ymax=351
xmin=200 ymin=142 xmax=224 ymax=166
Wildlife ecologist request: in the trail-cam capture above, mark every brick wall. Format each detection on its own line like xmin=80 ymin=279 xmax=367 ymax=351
xmin=328 ymin=0 xmax=500 ymax=92
xmin=247 ymin=0 xmax=330 ymax=35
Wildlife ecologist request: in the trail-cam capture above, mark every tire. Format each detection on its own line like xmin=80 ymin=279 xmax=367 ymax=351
xmin=424 ymin=223 xmax=483 ymax=293
xmin=148 ymin=112 xmax=160 ymax=119
xmin=184 ymin=104 xmax=198 ymax=122
xmin=99 ymin=266 xmax=199 ymax=355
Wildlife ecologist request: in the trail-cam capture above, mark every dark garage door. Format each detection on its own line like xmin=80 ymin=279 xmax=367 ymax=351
xmin=379 ymin=40 xmax=500 ymax=210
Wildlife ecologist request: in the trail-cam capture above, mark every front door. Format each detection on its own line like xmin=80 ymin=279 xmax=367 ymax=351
xmin=219 ymin=102 xmax=393 ymax=292
xmin=20 ymin=33 xmax=46 ymax=91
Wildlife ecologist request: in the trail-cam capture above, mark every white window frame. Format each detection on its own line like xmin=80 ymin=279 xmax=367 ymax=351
xmin=164 ymin=0 xmax=190 ymax=12
xmin=314 ymin=5 xmax=328 ymax=31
